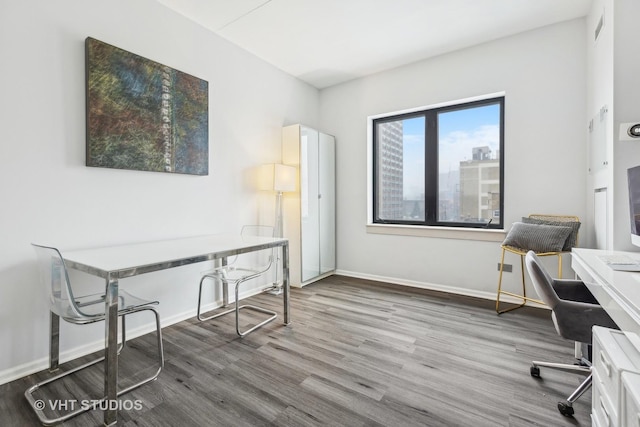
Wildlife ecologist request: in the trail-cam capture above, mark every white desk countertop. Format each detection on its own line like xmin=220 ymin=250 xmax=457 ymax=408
xmin=62 ymin=234 xmax=288 ymax=278
xmin=572 ymin=248 xmax=640 ymax=335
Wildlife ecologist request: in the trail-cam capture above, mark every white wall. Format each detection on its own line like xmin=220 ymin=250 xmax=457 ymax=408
xmin=584 ymin=0 xmax=640 ymax=252
xmin=0 ymin=0 xmax=319 ymax=383
xmin=320 ymin=20 xmax=588 ymax=299
xmin=585 ymin=0 xmax=614 ymax=250
xmin=611 ymin=0 xmax=640 ymax=251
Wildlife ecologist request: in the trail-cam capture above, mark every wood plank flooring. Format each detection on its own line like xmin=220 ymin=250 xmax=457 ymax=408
xmin=1 ymin=275 xmax=592 ymax=426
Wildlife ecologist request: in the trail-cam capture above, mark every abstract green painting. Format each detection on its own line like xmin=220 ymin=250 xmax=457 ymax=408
xmin=86 ymin=37 xmax=208 ymax=175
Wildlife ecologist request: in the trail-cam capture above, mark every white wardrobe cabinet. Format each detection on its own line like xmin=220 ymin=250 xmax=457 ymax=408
xmin=282 ymin=124 xmax=336 ymax=286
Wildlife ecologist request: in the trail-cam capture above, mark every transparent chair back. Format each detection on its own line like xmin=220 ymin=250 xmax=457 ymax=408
xmin=237 ymin=225 xmax=275 ymax=272
xmin=32 ymin=244 xmax=92 ymax=320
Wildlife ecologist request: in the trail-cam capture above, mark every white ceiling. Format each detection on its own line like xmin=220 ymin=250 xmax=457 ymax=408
xmin=155 ymin=0 xmax=593 ymax=89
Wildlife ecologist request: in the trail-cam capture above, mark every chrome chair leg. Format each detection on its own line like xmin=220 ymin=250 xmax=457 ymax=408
xmin=197 ymin=274 xmax=212 ymax=321
xmin=531 ymin=360 xmax=591 ymax=375
xmin=117 ymin=307 xmax=164 ymax=395
xmin=530 ymin=360 xmax=592 ymax=417
xmin=25 ymin=307 xmax=163 ymax=426
xmin=197 ymin=274 xmax=232 ymax=321
xmin=556 ymin=372 xmax=592 ymax=417
xmin=233 ymin=280 xmax=277 ymax=337
xmin=567 ymin=372 xmax=592 ymax=404
xmin=49 ymin=312 xmax=60 ymax=372
xmin=25 ymin=356 xmax=107 ymax=425
xmin=198 ymin=275 xmax=277 ymax=337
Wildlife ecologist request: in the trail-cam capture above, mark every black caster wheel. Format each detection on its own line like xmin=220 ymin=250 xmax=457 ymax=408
xmin=557 ymin=401 xmax=574 ymax=417
xmin=530 ymin=366 xmax=541 ymax=378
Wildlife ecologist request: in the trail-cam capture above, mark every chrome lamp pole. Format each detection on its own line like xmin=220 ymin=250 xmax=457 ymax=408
xmin=263 ymin=164 xmax=295 ymax=295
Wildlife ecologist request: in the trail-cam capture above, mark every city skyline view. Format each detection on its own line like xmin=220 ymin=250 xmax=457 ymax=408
xmin=402 ymin=104 xmax=500 ymax=199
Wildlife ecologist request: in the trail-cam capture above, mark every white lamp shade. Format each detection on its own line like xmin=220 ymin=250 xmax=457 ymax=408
xmin=259 ymin=163 xmax=296 ymax=192
xmin=273 ymin=164 xmax=296 ymax=192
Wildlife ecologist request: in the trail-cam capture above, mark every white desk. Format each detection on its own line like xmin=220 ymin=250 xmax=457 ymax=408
xmin=572 ymin=249 xmax=640 ymax=425
xmin=571 ymin=248 xmax=640 ymax=335
xmin=55 ymin=233 xmax=290 ymax=426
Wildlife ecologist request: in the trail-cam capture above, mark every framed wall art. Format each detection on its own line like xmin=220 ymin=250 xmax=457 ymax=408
xmin=85 ymin=37 xmax=209 ymax=175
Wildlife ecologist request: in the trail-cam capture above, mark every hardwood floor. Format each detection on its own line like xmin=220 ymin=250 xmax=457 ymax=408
xmin=2 ymin=275 xmax=592 ymax=426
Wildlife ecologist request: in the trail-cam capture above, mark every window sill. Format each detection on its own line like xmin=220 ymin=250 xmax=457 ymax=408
xmin=366 ymin=223 xmax=506 ymax=242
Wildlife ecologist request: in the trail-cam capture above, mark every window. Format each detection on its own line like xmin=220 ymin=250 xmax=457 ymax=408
xmin=372 ymin=95 xmax=504 ymax=229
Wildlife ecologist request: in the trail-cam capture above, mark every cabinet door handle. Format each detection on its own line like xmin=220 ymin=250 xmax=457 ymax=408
xmin=600 ymin=397 xmax=610 ymax=427
xmin=599 ymin=350 xmax=612 ymax=378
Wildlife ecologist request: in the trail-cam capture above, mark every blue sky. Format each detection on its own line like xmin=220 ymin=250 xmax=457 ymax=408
xmin=402 ymin=104 xmax=500 ymax=198
xmin=402 ymin=104 xmax=499 ymax=134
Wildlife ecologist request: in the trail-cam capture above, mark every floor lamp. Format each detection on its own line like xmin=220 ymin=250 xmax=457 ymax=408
xmin=261 ymin=163 xmax=296 ymax=295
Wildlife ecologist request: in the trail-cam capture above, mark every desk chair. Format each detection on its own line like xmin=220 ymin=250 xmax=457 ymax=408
xmin=525 ymin=250 xmax=618 ymax=417
xmin=496 ymin=214 xmax=580 ymax=314
xmin=26 ymin=244 xmax=164 ymax=425
xmin=197 ymin=225 xmax=277 ymax=337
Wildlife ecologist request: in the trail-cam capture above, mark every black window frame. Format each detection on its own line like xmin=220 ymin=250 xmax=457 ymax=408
xmin=372 ymin=96 xmax=505 ymax=229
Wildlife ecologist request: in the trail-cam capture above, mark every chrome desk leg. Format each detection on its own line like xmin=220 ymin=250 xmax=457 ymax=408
xmin=104 ymin=275 xmax=119 ymax=426
xmin=283 ymin=242 xmax=290 ymax=325
xmin=49 ymin=312 xmax=60 ymax=372
xmin=222 ymin=257 xmax=229 ymax=307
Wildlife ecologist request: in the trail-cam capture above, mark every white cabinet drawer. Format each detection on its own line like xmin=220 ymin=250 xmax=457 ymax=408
xmin=594 ymin=326 xmax=640 ymax=406
xmin=622 ymin=371 xmax=640 ymax=427
xmin=593 ymin=368 xmax=617 ymax=427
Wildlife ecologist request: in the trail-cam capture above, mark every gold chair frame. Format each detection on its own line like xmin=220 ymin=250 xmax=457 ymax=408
xmin=495 ymin=214 xmax=580 ymax=314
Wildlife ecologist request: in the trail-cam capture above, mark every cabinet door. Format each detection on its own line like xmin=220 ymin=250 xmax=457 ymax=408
xmin=300 ymin=126 xmax=320 ymax=282
xmin=588 ymin=107 xmax=608 ymax=173
xmin=319 ymin=132 xmax=336 ymax=274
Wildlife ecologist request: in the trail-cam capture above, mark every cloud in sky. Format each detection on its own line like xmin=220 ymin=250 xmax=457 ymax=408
xmin=402 ymin=124 xmax=499 ymax=199
xmin=438 ymin=124 xmax=499 ymax=172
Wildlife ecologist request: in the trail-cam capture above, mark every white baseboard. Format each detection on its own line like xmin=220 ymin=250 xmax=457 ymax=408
xmin=0 ymin=287 xmax=265 ymax=386
xmin=333 ymin=269 xmax=547 ymax=309
xmin=297 ymin=271 xmax=334 ymax=288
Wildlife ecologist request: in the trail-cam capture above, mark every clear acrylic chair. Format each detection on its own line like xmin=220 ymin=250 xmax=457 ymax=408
xmin=197 ymin=225 xmax=277 ymax=337
xmin=25 ymin=244 xmax=164 ymax=425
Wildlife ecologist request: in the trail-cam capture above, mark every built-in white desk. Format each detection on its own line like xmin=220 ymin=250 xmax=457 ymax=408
xmin=571 ymin=248 xmax=640 ymax=335
xmin=572 ymin=248 xmax=640 ymax=426
xmin=55 ymin=233 xmax=290 ymax=426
